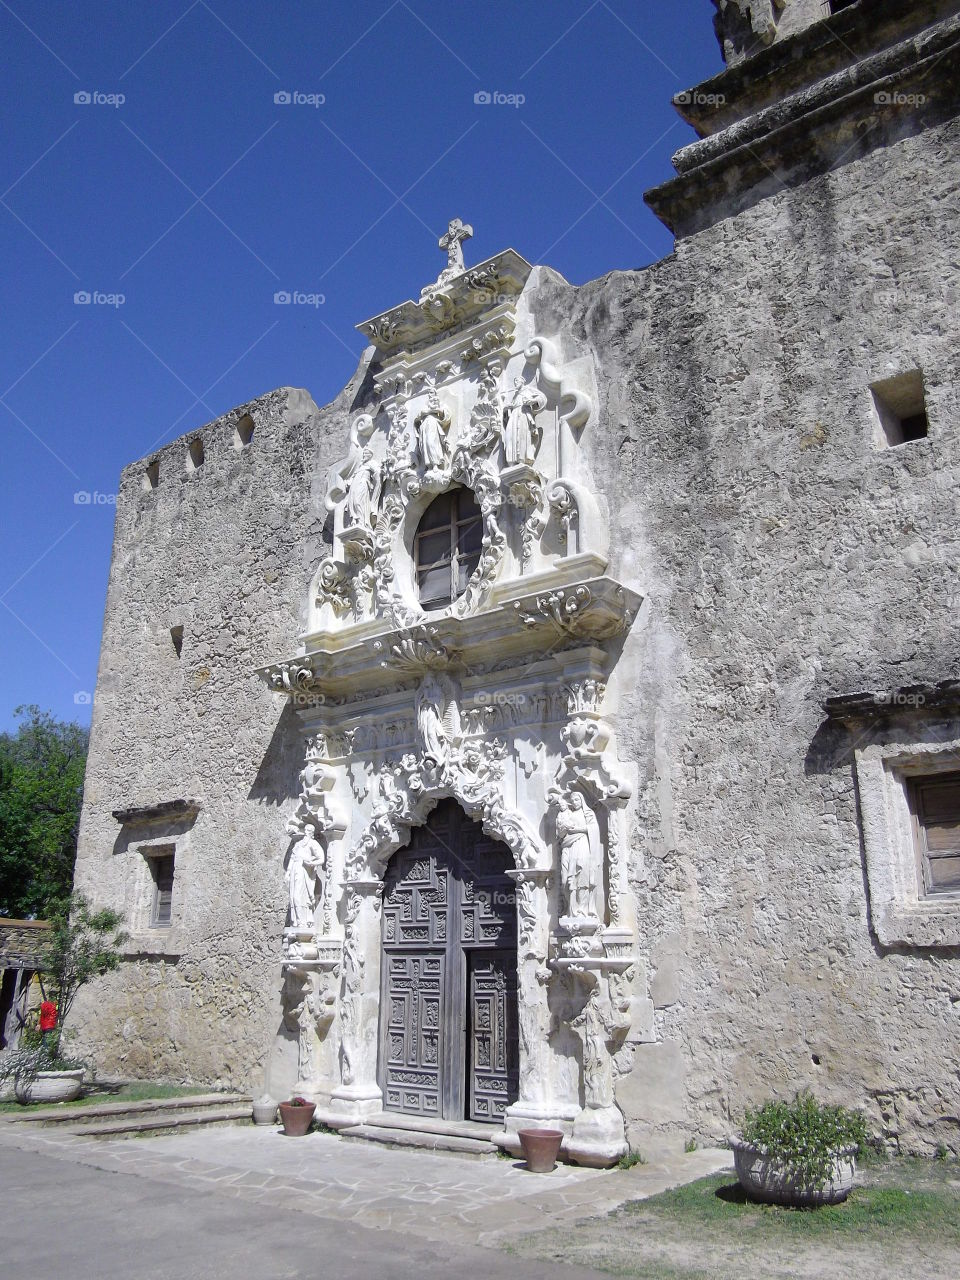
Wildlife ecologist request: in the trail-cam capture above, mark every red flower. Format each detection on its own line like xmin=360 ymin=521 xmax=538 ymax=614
xmin=39 ymin=1001 xmax=58 ymax=1032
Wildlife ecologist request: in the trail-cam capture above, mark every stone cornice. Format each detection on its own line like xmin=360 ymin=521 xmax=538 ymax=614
xmin=356 ymin=249 xmax=533 ymax=357
xmin=112 ymin=798 xmax=202 ymax=825
xmin=258 ymin=574 xmax=640 ymax=702
xmin=824 ymin=680 xmax=960 ymax=723
xmin=646 ymin=5 xmax=960 ymax=236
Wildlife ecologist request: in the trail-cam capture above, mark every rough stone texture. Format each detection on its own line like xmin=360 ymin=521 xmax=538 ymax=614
xmin=73 ymin=9 xmax=960 ymax=1154
xmin=0 ymin=919 xmax=50 ymax=968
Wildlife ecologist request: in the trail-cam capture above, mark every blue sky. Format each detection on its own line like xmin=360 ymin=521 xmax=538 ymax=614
xmin=0 ymin=1 xmax=722 ymax=732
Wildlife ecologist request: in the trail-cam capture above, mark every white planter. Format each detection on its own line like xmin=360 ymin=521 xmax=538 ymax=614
xmin=15 ymin=1069 xmax=85 ymax=1105
xmin=731 ymin=1138 xmax=857 ymax=1207
xmin=252 ymin=1096 xmax=279 ymax=1125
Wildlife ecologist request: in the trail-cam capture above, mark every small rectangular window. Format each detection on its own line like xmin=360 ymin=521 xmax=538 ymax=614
xmin=234 ymin=413 xmax=255 ymax=448
xmin=187 ymin=438 xmax=204 ymax=470
xmin=143 ymin=459 xmax=160 ymax=490
xmin=871 ymin=370 xmax=929 ymax=447
xmin=910 ymin=773 xmax=960 ymax=896
xmin=150 ymin=853 xmax=175 ymax=927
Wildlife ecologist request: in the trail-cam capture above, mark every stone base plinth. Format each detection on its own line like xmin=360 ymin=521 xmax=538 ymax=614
xmin=566 ymin=1104 xmax=627 ymax=1168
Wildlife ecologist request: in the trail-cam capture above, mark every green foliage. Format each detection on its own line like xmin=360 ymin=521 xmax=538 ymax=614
xmin=0 ymin=1040 xmax=85 ymax=1091
xmin=0 ymin=705 xmax=88 ymax=917
xmin=684 ymin=1138 xmax=698 ymax=1153
xmin=619 ymin=1149 xmax=647 ymax=1169
xmin=41 ymin=893 xmax=127 ymax=1029
xmin=740 ymin=1093 xmax=869 ymax=1190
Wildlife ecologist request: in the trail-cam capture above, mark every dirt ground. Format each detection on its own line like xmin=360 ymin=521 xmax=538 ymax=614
xmin=508 ymin=1158 xmax=960 ymax=1280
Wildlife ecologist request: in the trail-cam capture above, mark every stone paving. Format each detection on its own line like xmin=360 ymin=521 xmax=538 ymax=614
xmin=0 ymin=1118 xmax=731 ymax=1249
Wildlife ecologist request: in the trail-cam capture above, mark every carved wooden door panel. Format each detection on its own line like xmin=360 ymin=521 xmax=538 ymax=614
xmin=380 ymin=800 xmax=518 ymax=1123
xmin=467 ymin=950 xmax=519 ymax=1122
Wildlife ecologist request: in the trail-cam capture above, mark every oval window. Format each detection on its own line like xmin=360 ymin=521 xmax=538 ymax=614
xmin=414 ymin=488 xmax=483 ymax=611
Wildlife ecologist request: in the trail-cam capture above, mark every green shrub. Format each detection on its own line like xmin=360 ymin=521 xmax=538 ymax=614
xmin=740 ymin=1093 xmax=868 ymax=1189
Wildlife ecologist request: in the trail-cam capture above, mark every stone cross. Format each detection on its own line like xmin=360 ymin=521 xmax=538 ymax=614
xmin=438 ymin=218 xmax=473 ymax=275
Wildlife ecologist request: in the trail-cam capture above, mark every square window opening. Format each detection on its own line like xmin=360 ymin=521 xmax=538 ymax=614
xmin=871 ymin=370 xmax=929 ymax=447
xmin=187 ymin=438 xmax=205 ymax=470
xmin=143 ymin=459 xmax=160 ymax=490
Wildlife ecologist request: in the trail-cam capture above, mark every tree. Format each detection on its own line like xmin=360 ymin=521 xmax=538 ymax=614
xmin=42 ymin=893 xmax=126 ymax=1033
xmin=0 ymin=705 xmax=88 ymax=917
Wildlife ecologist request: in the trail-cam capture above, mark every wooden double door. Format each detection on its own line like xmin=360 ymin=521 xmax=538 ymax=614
xmin=379 ymin=800 xmax=519 ymax=1123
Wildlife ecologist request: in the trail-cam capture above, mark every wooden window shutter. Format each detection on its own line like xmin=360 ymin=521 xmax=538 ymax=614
xmin=914 ymin=774 xmax=960 ymax=895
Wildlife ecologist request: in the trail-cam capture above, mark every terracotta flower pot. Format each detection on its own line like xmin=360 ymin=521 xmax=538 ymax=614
xmin=278 ymin=1100 xmax=316 ymax=1136
xmin=518 ymin=1128 xmax=564 ymax=1173
xmin=731 ymin=1138 xmax=858 ymax=1207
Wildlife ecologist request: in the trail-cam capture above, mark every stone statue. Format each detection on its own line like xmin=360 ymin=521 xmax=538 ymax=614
xmin=417 ymin=401 xmax=447 ymax=470
xmin=324 ymin=413 xmax=375 ymax=512
xmin=285 ymin=822 xmax=325 ymax=930
xmin=504 ymin=378 xmax=547 ymax=466
xmin=416 ymin=673 xmax=448 ymax=764
xmin=556 ymin=790 xmax=603 ymax=921
xmin=344 ymin=448 xmax=381 ymax=528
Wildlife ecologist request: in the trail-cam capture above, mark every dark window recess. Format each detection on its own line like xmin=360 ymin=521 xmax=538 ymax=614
xmin=187 ymin=437 xmax=204 ymax=470
xmin=911 ymin=773 xmax=960 ymax=896
xmin=170 ymin=625 xmax=184 ymax=657
xmin=143 ymin=459 xmax=160 ymax=490
xmin=234 ymin=413 xmax=255 ymax=448
xmin=151 ymin=854 xmax=175 ymax=927
xmin=414 ymin=488 xmax=483 ymax=611
xmin=871 ymin=370 xmax=929 ymax=446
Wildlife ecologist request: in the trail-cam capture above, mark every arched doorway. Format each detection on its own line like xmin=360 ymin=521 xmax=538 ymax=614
xmin=379 ymin=799 xmax=519 ymax=1123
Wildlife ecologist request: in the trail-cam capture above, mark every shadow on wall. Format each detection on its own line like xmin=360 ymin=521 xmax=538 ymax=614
xmin=249 ymin=700 xmax=304 ymax=807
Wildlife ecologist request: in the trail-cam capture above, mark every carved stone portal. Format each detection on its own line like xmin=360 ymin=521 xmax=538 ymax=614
xmin=260 ymin=221 xmax=653 ymax=1166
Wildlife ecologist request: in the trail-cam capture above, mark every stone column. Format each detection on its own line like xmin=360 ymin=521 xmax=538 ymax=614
xmin=328 ymin=877 xmax=384 ymax=1125
xmin=500 ymin=868 xmax=577 ymax=1155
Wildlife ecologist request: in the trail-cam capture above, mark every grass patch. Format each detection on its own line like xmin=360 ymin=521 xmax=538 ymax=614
xmin=623 ymin=1172 xmax=960 ymax=1244
xmin=619 ymin=1150 xmax=647 ymax=1169
xmin=0 ymin=1082 xmax=216 ymax=1114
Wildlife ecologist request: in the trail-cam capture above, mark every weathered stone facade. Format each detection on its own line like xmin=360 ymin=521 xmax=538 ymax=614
xmin=73 ymin=0 xmax=960 ymax=1156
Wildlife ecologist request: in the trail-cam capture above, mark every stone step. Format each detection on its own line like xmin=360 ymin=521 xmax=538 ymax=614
xmin=361 ymin=1111 xmax=504 ymax=1142
xmin=340 ymin=1122 xmax=497 ymax=1157
xmin=59 ymin=1104 xmax=253 ymax=1139
xmin=10 ymin=1093 xmax=251 ymax=1126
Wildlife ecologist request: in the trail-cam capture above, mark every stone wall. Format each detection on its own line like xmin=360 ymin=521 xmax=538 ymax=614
xmin=0 ymin=919 xmax=50 ymax=969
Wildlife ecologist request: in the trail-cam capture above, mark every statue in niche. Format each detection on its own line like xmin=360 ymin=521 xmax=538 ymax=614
xmin=503 ymin=377 xmax=548 ymax=466
xmin=556 ymin=789 xmax=603 ymax=922
xmin=416 ymin=392 xmax=448 ymax=471
xmin=344 ymin=448 xmax=381 ymax=528
xmin=285 ymin=822 xmax=325 ymax=931
xmin=416 ymin=672 xmax=460 ymax=766
xmin=324 ymin=413 xmax=376 ymax=512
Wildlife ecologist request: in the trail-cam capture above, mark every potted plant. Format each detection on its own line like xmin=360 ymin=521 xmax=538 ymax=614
xmin=731 ymin=1092 xmax=868 ymax=1207
xmin=0 ymin=1038 xmax=87 ymax=1104
xmin=278 ymin=1095 xmax=316 ymax=1136
xmin=518 ymin=1128 xmax=565 ymax=1173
